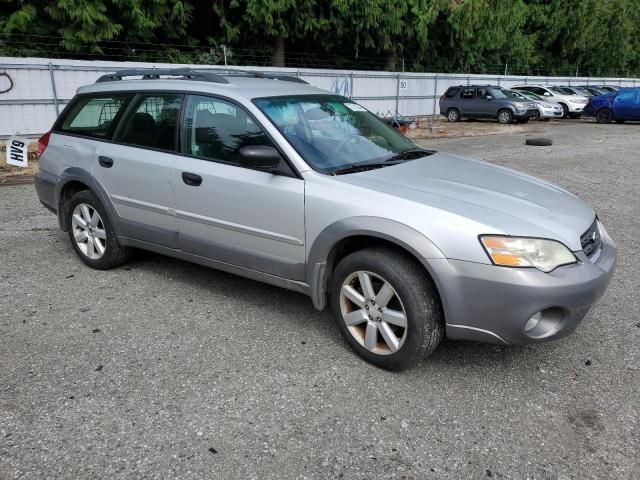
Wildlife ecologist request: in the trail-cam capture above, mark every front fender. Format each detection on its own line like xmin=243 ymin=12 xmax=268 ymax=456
xmin=306 ymin=216 xmax=445 ymax=310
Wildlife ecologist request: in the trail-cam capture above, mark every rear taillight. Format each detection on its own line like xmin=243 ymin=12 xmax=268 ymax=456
xmin=37 ymin=131 xmax=51 ymax=157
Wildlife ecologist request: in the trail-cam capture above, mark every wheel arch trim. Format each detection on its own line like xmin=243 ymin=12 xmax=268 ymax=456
xmin=306 ymin=217 xmax=446 ymax=311
xmin=55 ymin=168 xmax=121 ymax=235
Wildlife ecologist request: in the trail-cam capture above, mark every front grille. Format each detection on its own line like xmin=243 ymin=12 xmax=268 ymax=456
xmin=580 ymin=219 xmax=601 ymax=257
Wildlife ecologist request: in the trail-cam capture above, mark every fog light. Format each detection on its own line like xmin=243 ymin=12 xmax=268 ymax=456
xmin=525 ymin=312 xmax=542 ymax=332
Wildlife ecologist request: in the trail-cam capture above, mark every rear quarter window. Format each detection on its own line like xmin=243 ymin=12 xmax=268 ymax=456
xmin=445 ymin=87 xmax=461 ymax=98
xmin=56 ymin=94 xmax=132 ymax=139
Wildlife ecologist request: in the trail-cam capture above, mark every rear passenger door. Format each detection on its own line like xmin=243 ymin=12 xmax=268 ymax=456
xmin=92 ymin=93 xmax=183 ymax=248
xmin=458 ymin=87 xmax=476 ymax=116
xmin=173 ymin=94 xmax=306 ymax=280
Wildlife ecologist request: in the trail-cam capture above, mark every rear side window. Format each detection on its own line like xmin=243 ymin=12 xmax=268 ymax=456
xmin=445 ymin=87 xmax=461 ymax=98
xmin=117 ymin=93 xmax=183 ymax=151
xmin=58 ymin=94 xmax=131 ymax=138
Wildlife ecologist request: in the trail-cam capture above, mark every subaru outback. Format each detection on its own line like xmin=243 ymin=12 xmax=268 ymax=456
xmin=35 ymin=68 xmax=616 ymax=370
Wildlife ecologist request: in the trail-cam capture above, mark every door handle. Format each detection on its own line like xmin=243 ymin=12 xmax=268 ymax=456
xmin=182 ymin=172 xmax=203 ymax=186
xmin=98 ymin=156 xmax=114 ymax=168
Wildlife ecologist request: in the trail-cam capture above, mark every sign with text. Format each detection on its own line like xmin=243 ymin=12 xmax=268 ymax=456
xmin=6 ymin=137 xmax=28 ymax=168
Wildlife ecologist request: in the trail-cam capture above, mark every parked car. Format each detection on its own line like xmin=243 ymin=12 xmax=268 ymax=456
xmin=512 ymin=85 xmax=588 ymax=118
xmin=583 ymin=87 xmax=640 ymax=123
xmin=34 ymin=68 xmax=616 ymax=370
xmin=578 ymin=86 xmax=609 ymax=96
xmin=439 ymin=85 xmax=538 ymax=124
xmin=505 ymin=89 xmax=564 ymax=120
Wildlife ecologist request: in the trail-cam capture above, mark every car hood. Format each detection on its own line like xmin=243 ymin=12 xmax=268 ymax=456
xmin=333 ymin=152 xmax=595 ymax=251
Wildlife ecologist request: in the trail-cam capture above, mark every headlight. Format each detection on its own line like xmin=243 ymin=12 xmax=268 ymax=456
xmin=480 ymin=236 xmax=577 ymax=272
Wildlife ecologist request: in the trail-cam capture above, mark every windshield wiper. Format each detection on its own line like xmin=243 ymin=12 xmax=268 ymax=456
xmin=330 ymin=162 xmax=393 ymax=176
xmin=384 ymin=147 xmax=435 ymax=163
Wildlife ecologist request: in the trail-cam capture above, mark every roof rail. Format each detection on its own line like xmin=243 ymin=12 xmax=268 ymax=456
xmin=95 ymin=68 xmax=229 ymax=84
xmin=201 ymin=68 xmax=309 ymax=84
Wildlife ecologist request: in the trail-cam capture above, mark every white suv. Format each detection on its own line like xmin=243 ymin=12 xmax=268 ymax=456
xmin=512 ymin=85 xmax=588 ymax=118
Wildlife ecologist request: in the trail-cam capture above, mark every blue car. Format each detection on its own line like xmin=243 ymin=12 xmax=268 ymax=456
xmin=584 ymin=87 xmax=640 ymax=123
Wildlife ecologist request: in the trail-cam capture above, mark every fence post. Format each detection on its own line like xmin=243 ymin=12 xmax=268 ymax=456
xmin=349 ymin=72 xmax=354 ymax=99
xmin=48 ymin=62 xmax=59 ymax=116
xmin=432 ymin=74 xmax=438 ymax=116
xmin=395 ymin=73 xmax=401 ymax=115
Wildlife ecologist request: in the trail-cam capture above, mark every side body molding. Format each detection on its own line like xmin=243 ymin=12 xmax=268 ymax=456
xmin=306 ymin=216 xmax=446 ymax=310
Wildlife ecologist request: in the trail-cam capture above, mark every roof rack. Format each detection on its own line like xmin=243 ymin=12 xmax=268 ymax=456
xmin=95 ymin=68 xmax=229 ymax=84
xmin=199 ymin=68 xmax=309 ymax=84
xmin=95 ymin=67 xmax=309 ymax=85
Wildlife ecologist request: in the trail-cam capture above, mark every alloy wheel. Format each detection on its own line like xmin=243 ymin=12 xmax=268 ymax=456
xmin=339 ymin=271 xmax=408 ymax=355
xmin=71 ymin=203 xmax=106 ymax=260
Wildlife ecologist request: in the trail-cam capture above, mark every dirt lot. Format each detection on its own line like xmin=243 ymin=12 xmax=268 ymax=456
xmin=0 ymin=121 xmax=638 ymax=479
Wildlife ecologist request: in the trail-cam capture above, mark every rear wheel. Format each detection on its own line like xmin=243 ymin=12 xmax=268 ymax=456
xmin=596 ymin=108 xmax=613 ymax=124
xmin=330 ymin=248 xmax=443 ymax=370
xmin=497 ymin=109 xmax=513 ymax=124
xmin=67 ymin=190 xmax=130 ymax=269
xmin=446 ymin=108 xmax=460 ymax=122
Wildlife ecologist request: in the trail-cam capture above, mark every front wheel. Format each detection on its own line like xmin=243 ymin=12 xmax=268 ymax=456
xmin=330 ymin=248 xmax=443 ymax=370
xmin=559 ymin=103 xmax=569 ymax=118
xmin=497 ymin=109 xmax=513 ymax=124
xmin=67 ymin=190 xmax=131 ymax=269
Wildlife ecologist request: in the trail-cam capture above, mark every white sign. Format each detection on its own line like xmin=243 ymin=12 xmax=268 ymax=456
xmin=6 ymin=137 xmax=28 ymax=168
xmin=399 ymin=80 xmax=409 ymax=90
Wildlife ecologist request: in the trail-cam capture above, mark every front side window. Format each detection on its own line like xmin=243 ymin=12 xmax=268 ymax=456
xmin=117 ymin=93 xmax=183 ymax=151
xmin=58 ymin=94 xmax=132 ymax=138
xmin=254 ymin=94 xmax=416 ymax=174
xmin=181 ymin=95 xmax=273 ymax=165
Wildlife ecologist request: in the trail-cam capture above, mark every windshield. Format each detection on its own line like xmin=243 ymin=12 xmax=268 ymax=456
xmin=504 ymin=90 xmax=526 ymax=100
xmin=521 ymin=91 xmax=543 ymax=101
xmin=253 ymin=95 xmax=417 ymax=174
xmin=487 ymin=87 xmax=510 ymax=99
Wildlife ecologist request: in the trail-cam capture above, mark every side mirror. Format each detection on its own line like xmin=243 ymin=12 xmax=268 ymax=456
xmin=543 ymin=92 xmax=551 ymax=96
xmin=485 ymin=95 xmax=493 ymax=101
xmin=238 ymin=146 xmax=282 ymax=172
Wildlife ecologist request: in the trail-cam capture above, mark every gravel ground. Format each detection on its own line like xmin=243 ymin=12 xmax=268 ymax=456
xmin=0 ymin=121 xmax=638 ymax=479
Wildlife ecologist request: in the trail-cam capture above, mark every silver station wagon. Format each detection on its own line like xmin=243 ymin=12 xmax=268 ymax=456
xmin=35 ymin=68 xmax=616 ymax=370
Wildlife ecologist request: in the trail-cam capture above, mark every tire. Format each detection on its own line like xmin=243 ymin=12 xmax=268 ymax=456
xmin=66 ymin=190 xmax=131 ymax=269
xmin=446 ymin=108 xmax=460 ymax=122
xmin=559 ymin=103 xmax=569 ymax=118
xmin=525 ymin=137 xmax=553 ymax=146
xmin=497 ymin=109 xmax=513 ymax=124
xmin=330 ymin=247 xmax=444 ymax=370
xmin=596 ymin=108 xmax=613 ymax=124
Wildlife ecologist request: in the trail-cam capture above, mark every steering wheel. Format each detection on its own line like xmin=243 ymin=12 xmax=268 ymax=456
xmin=330 ymin=133 xmax=361 ymax=156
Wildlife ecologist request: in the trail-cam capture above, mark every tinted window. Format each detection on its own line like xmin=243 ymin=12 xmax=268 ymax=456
xmin=461 ymin=88 xmax=475 ymax=99
xmin=118 ymin=94 xmax=183 ymax=151
xmin=445 ymin=87 xmax=461 ymax=98
xmin=58 ymin=94 xmax=131 ymax=138
xmin=181 ymin=95 xmax=273 ymax=165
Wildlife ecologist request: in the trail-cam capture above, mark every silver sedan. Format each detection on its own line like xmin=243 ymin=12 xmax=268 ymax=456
xmin=506 ymin=89 xmax=564 ymax=119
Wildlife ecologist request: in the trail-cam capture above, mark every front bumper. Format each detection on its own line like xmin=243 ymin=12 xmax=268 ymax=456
xmin=539 ymin=107 xmax=563 ymax=118
xmin=568 ymin=104 xmax=586 ymax=113
xmin=429 ymin=226 xmax=616 ymax=345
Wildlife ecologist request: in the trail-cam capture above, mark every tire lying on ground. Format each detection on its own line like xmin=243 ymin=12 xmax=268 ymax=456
xmin=525 ymin=138 xmax=553 ymax=146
